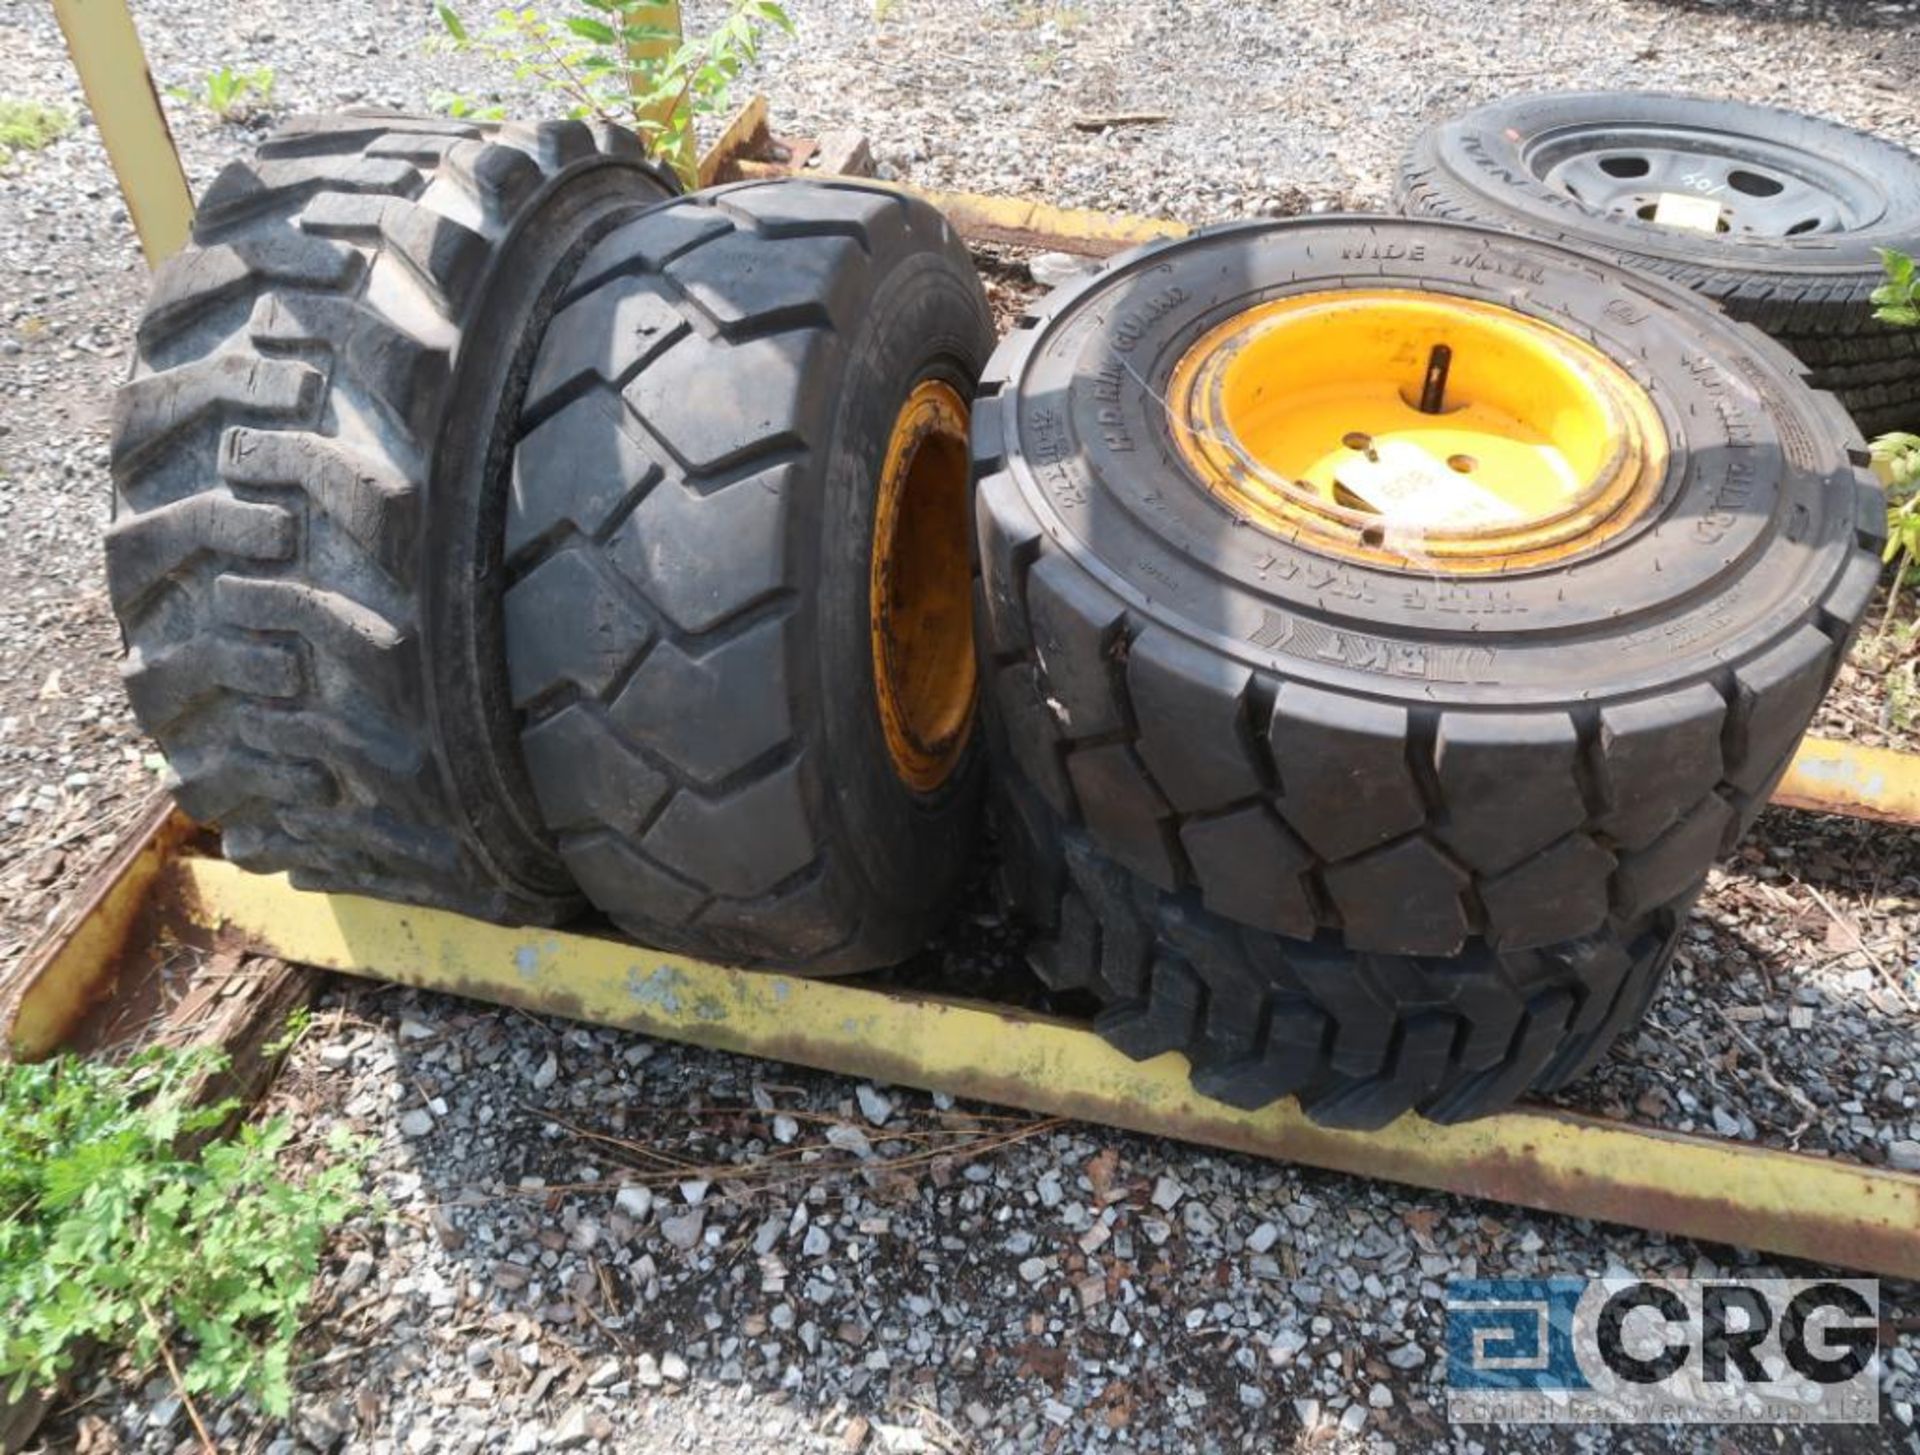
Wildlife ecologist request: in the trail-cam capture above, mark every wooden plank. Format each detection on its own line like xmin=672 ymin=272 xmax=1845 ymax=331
xmin=698 ymin=92 xmax=769 ymax=186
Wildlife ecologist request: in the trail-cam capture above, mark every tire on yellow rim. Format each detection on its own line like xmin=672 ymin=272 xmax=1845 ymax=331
xmin=976 ymin=216 xmax=1882 ymax=1127
xmin=503 ymin=181 xmax=995 ymax=974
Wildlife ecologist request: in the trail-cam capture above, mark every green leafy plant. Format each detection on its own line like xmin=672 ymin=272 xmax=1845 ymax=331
xmin=1873 ymin=247 xmax=1920 ymax=328
xmin=0 ymin=1043 xmax=364 ymax=1416
xmin=1870 ymin=251 xmax=1920 ymax=628
xmin=1874 ymin=429 xmax=1920 ymax=625
xmin=167 ymin=66 xmax=277 ymax=123
xmin=436 ymin=0 xmax=794 ymax=186
xmin=0 ymin=98 xmax=72 ymax=160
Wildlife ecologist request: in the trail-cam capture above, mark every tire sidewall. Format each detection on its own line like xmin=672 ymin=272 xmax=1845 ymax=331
xmin=1417 ymin=92 xmax=1920 ymax=276
xmin=429 ymin=156 xmax=677 ymax=900
xmin=992 ymin=218 xmax=1869 ymax=711
xmin=812 ymin=248 xmax=995 ymax=923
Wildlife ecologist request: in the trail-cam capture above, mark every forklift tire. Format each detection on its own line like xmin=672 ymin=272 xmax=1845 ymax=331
xmin=994 ymin=782 xmax=1694 ymax=1130
xmin=502 ymin=180 xmax=996 ymax=972
xmin=1398 ymin=92 xmax=1920 ymax=434
xmin=107 ymin=113 xmax=678 ymax=922
xmin=973 ymin=216 xmax=1881 ymax=962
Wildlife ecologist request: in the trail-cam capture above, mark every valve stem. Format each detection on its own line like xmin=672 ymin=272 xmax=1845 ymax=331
xmin=1419 ymin=343 xmax=1452 ymax=415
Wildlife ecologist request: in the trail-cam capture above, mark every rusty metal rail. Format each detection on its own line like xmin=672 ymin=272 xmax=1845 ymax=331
xmin=1775 ymin=737 xmax=1920 ymax=826
xmin=5 ymin=803 xmax=1917 ymax=1281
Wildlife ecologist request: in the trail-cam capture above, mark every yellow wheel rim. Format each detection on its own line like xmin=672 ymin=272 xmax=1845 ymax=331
xmin=871 ymin=379 xmax=976 ymax=794
xmin=1167 ymin=290 xmax=1668 ymax=572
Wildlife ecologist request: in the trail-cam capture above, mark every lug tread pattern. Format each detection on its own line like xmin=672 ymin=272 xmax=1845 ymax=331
xmin=503 ymin=182 xmax=993 ymax=971
xmin=1017 ymin=816 xmax=1693 ymax=1130
xmin=972 ymin=411 xmax=1875 ymax=956
xmin=108 ymin=115 xmax=664 ymax=921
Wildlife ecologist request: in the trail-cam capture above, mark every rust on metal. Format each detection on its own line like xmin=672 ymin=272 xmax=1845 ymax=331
xmin=1777 ymin=736 xmax=1920 ymax=827
xmin=2 ymin=795 xmax=204 ymax=1060
xmin=155 ymin=852 xmax=1920 ymax=1279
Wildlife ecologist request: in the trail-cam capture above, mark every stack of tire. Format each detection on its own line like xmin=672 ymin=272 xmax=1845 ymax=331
xmin=972 ymin=92 xmax=1909 ymax=1128
xmin=110 ymin=97 xmax=1907 ymax=1129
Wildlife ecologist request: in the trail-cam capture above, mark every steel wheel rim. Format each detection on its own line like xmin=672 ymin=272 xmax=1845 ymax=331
xmin=1166 ymin=289 xmax=1669 ymax=573
xmin=870 ymin=378 xmax=977 ymax=794
xmin=1524 ymin=123 xmax=1887 ymax=239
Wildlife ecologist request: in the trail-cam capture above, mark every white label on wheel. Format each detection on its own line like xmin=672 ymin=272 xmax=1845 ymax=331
xmin=1334 ymin=440 xmax=1527 ymax=531
xmin=1651 ymin=192 xmax=1723 ymax=233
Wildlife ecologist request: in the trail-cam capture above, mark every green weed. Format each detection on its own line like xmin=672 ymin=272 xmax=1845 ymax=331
xmin=167 ymin=66 xmax=277 ymax=123
xmin=436 ymin=1 xmax=794 ymax=188
xmin=0 ymin=98 xmax=72 ymax=160
xmin=0 ymin=1042 xmax=365 ymax=1415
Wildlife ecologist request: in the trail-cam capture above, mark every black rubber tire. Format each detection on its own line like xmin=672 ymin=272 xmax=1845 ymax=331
xmin=973 ymin=216 xmax=1883 ymax=962
xmin=502 ymin=179 xmax=996 ymax=972
xmin=107 ymin=113 xmax=678 ymax=921
xmin=992 ymin=779 xmax=1696 ymax=1130
xmin=1396 ymin=92 xmax=1920 ymax=433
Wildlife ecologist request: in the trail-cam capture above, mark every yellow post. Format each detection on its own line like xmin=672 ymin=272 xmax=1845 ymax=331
xmin=626 ymin=1 xmax=695 ymax=181
xmin=50 ymin=0 xmax=194 ymax=265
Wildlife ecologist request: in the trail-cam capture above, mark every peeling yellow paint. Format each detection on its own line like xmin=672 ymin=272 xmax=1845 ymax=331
xmin=150 ymin=854 xmax=1920 ymax=1278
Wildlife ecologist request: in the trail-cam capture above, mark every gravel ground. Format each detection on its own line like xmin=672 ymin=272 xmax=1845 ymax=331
xmin=2 ymin=0 xmax=1918 ymax=1450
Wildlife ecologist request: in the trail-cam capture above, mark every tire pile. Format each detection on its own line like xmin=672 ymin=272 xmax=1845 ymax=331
xmin=110 ymin=97 xmax=1916 ymax=1128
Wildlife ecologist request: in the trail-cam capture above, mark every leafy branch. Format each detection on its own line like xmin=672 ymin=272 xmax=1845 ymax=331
xmin=1871 ymin=251 xmax=1920 ymax=630
xmin=1872 ymin=247 xmax=1920 ymax=328
xmin=436 ymin=1 xmax=794 ymax=185
xmin=1873 ymin=429 xmax=1920 ymax=628
xmin=0 ymin=1043 xmax=365 ymax=1416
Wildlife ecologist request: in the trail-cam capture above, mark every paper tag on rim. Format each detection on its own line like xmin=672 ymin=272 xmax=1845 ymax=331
xmin=1651 ymin=192 xmax=1723 ymax=234
xmin=1334 ymin=440 xmax=1528 ymax=532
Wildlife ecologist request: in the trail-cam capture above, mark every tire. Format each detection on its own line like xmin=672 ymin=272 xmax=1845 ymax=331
xmin=1396 ymin=92 xmax=1920 ymax=432
xmin=973 ymin=216 xmax=1882 ymax=965
xmin=107 ymin=113 xmax=678 ymax=921
xmin=993 ymin=783 xmax=1696 ymax=1130
xmin=502 ymin=179 xmax=996 ymax=972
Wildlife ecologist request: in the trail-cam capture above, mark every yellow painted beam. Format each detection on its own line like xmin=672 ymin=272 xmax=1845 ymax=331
xmin=50 ymin=0 xmax=194 ymax=264
xmin=1777 ymin=736 xmax=1920 ymax=826
xmin=908 ymin=185 xmax=1190 ymax=257
xmin=173 ymin=855 xmax=1920 ymax=1278
xmin=626 ymin=1 xmax=694 ymax=182
xmin=3 ymin=797 xmax=193 ymax=1060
